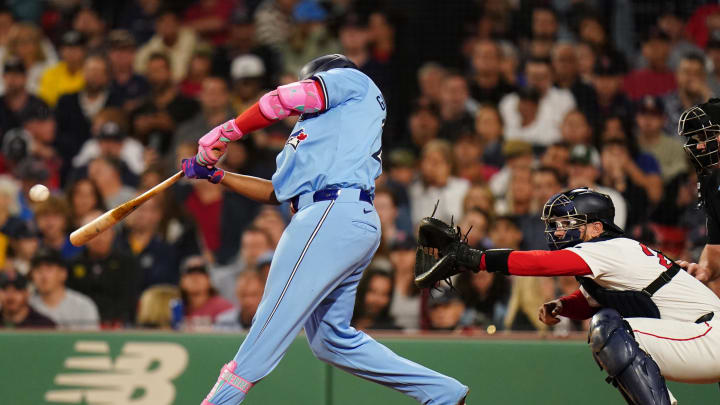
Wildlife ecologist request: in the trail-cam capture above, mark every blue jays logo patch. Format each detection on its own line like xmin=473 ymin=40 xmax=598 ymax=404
xmin=287 ymin=128 xmax=308 ymax=150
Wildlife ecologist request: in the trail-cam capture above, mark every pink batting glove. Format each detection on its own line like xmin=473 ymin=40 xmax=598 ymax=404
xmin=197 ymin=119 xmax=243 ymax=167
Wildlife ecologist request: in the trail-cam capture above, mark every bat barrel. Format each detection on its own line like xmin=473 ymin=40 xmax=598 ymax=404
xmin=69 ymin=170 xmax=184 ymax=246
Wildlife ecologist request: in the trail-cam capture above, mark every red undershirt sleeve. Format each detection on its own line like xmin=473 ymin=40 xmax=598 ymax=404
xmin=505 ymin=250 xmax=593 ymax=277
xmin=233 ymin=81 xmax=326 ymax=134
xmin=558 ymin=289 xmax=599 ymax=320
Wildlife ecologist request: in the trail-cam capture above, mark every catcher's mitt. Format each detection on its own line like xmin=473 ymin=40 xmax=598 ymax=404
xmin=414 ymin=216 xmax=483 ymax=289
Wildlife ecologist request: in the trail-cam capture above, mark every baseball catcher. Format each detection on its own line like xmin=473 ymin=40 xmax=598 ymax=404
xmin=415 ymin=188 xmax=720 ymax=405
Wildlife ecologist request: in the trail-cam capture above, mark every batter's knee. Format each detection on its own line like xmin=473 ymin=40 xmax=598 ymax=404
xmin=307 ymin=321 xmax=347 ymax=364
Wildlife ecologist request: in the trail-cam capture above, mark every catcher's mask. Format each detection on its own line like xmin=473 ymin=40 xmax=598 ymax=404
xmin=541 ymin=188 xmax=623 ymax=250
xmin=678 ymin=99 xmax=720 ymax=171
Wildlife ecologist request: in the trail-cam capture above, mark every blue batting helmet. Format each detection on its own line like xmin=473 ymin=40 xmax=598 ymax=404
xmin=298 ymin=54 xmax=358 ymax=80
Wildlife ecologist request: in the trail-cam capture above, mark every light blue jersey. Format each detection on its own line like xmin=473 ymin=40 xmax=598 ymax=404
xmin=271 ymin=68 xmax=385 ymax=202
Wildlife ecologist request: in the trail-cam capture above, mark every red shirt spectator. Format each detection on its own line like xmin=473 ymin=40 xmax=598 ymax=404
xmin=184 ymin=0 xmax=237 ymax=46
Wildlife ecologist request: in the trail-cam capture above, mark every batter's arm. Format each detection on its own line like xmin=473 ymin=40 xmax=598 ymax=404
xmin=219 ymin=172 xmax=280 ymax=205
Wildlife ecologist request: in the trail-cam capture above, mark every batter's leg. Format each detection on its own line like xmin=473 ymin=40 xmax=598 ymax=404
xmin=202 ymin=201 xmax=380 ymax=405
xmin=304 ymin=260 xmax=469 ymax=405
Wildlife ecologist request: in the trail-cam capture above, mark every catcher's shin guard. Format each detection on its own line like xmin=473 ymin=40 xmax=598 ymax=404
xmin=588 ymin=309 xmax=671 ymax=405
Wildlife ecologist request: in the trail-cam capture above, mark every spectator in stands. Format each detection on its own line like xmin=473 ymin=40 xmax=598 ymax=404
xmin=407 ymin=101 xmax=440 ymax=154
xmin=180 ymin=256 xmax=233 ymax=329
xmin=1 ymin=23 xmax=57 ymax=95
xmin=635 ymin=96 xmax=688 ymax=184
xmin=474 ymin=104 xmax=504 ymax=171
xmin=499 ymin=57 xmax=576 ymax=146
xmin=663 ymin=53 xmax=713 ymax=135
xmin=87 ymin=156 xmax=136 ymax=208
xmin=551 ymin=42 xmax=597 ymax=121
xmin=73 ymin=111 xmax=145 ymax=178
xmin=34 ymin=196 xmax=82 ymax=260
xmin=409 ymin=139 xmax=470 ymax=227
xmin=590 ymin=54 xmax=633 ymax=127
xmin=575 ymin=41 xmax=596 ymax=83
xmin=452 ymin=134 xmax=484 ymax=185
xmin=657 ymin=11 xmax=702 ymax=71
xmin=525 ymin=6 xmax=558 ymax=59
xmin=174 ymin=77 xmax=235 ymax=149
xmin=252 ymin=206 xmax=286 ymax=248
xmin=38 ymin=31 xmax=87 ymax=107
xmin=426 ymin=287 xmax=466 ymax=331
xmin=122 ymin=192 xmax=180 ymax=290
xmin=463 ymin=184 xmax=495 ymax=218
xmin=132 ymin=53 xmax=199 ymax=153
xmin=72 ymin=6 xmax=107 ymax=54
xmin=624 ymin=28 xmax=676 ymax=100
xmin=107 ymin=30 xmax=149 ymax=112
xmin=495 ymin=167 xmax=533 ymax=216
xmin=539 ymin=141 xmax=570 ymax=179
xmin=456 ymin=268 xmax=510 ymax=329
xmin=280 ymin=3 xmax=340 ymax=77
xmin=352 ymin=268 xmax=399 ymax=330
xmin=7 ymin=223 xmax=40 ymax=276
xmin=489 ymin=140 xmax=534 ymax=198
xmin=215 ymin=269 xmax=266 ymax=331
xmin=229 ymin=54 xmax=267 ymax=114
xmin=29 ymin=247 xmax=99 ymax=330
xmin=22 ymin=105 xmax=60 ymax=190
xmin=56 ymin=55 xmax=122 ymax=174
xmin=416 ymin=62 xmax=446 ymax=107
xmin=66 ymin=178 xmax=105 ymax=229
xmin=0 ymin=271 xmax=55 ymax=328
xmin=468 ymin=40 xmax=515 ymax=105
xmin=135 ymin=7 xmax=200 ymax=82
xmin=180 ymin=49 xmax=214 ymax=98
xmin=388 ymin=233 xmax=421 ymax=330
xmin=437 ymin=72 xmax=476 ymax=140
xmin=374 ymin=187 xmax=402 ymax=257
xmin=211 ymin=226 xmax=273 ymax=302
xmin=566 ymin=144 xmax=627 ymax=229
xmin=69 ymin=210 xmax=139 ymax=327
xmin=136 ymin=285 xmax=180 ymax=328
xmin=183 ymin=0 xmax=236 ymax=46
xmin=211 ymin=10 xmax=279 ymax=86
xmin=0 ymin=177 xmax=23 ymax=247
xmin=707 ymin=35 xmax=720 ymax=96
xmin=560 ymin=109 xmax=593 ymax=147
xmin=0 ymin=58 xmax=48 ymax=137
xmin=254 ymin=0 xmax=297 ymax=49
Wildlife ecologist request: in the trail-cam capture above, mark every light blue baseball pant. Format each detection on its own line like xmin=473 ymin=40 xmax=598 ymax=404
xmin=203 ymin=189 xmax=468 ymax=405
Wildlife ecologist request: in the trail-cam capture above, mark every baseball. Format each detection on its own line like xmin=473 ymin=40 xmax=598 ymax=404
xmin=29 ymin=184 xmax=50 ymax=202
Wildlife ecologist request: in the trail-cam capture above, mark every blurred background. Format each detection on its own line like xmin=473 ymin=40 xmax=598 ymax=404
xmin=0 ymin=0 xmax=719 ymax=339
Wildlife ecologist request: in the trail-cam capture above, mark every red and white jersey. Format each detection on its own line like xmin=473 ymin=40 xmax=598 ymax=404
xmin=567 ymin=237 xmax=720 ymax=322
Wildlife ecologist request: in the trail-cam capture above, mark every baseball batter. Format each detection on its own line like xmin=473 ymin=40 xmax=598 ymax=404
xmin=182 ymin=54 xmax=468 ymax=405
xmin=415 ymin=188 xmax=720 ymax=404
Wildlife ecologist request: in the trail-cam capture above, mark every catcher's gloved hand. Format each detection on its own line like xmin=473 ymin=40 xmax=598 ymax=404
xmin=182 ymin=157 xmax=225 ymax=184
xmin=414 ymin=216 xmax=484 ymax=289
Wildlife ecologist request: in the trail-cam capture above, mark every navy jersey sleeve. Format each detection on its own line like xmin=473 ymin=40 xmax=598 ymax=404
xmin=313 ymin=69 xmax=369 ymax=109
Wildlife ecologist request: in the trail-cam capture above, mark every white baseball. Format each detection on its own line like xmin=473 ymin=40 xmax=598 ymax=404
xmin=29 ymin=184 xmax=50 ymax=202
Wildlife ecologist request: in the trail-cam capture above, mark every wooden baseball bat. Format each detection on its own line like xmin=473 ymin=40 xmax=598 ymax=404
xmin=70 ymin=170 xmax=185 ymax=246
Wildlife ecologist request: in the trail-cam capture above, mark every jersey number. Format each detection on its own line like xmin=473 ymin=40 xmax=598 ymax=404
xmin=639 ymin=244 xmax=673 ymax=270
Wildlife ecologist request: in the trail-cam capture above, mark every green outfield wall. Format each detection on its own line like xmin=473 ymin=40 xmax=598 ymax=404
xmin=0 ymin=331 xmax=716 ymax=404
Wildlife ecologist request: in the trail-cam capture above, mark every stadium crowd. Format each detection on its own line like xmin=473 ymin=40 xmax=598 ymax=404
xmin=1 ymin=0 xmax=720 ymax=335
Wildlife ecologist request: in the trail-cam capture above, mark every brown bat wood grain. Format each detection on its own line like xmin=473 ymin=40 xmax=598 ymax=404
xmin=69 ymin=170 xmax=184 ymax=246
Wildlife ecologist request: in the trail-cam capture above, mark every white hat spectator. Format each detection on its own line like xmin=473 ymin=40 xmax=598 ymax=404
xmin=231 ymin=54 xmax=266 ymax=81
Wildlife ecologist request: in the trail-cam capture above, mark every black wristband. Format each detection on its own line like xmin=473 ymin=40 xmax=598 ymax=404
xmin=484 ymin=249 xmax=513 ymax=274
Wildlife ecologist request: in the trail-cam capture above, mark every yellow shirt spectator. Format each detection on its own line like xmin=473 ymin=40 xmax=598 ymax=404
xmin=37 ymin=61 xmax=85 ymax=107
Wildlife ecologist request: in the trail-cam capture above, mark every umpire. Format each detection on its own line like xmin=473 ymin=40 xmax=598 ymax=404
xmin=677 ymin=98 xmax=720 ymax=283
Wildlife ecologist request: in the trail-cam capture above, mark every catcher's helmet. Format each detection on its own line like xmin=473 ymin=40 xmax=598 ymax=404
xmin=678 ymin=98 xmax=720 ymax=171
xmin=298 ymin=54 xmax=358 ymax=80
xmin=541 ymin=188 xmax=624 ymax=250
